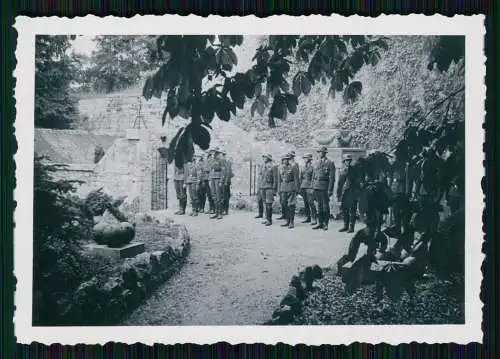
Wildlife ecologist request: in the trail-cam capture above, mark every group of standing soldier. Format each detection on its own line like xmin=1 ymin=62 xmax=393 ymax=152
xmin=254 ymin=146 xmax=359 ymax=232
xmin=172 ymin=147 xmax=233 ymax=220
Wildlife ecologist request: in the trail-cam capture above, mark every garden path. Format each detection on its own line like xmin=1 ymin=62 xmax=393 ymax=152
xmin=121 ymin=209 xmax=355 ymax=325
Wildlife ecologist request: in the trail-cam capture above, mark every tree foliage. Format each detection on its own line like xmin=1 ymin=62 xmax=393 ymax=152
xmin=35 ymin=35 xmax=80 ymax=129
xmin=85 ymin=35 xmax=158 ymax=93
xmin=33 ymin=155 xmax=94 ymax=324
xmin=143 ymin=35 xmax=389 ymax=167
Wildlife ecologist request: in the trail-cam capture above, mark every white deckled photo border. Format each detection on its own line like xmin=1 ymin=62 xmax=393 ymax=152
xmin=13 ymin=14 xmax=485 ymax=345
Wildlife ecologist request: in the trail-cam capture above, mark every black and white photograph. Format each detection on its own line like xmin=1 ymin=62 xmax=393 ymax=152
xmin=14 ymin=15 xmax=484 ymax=345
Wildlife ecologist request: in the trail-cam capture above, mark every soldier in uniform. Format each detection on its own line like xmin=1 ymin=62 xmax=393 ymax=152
xmin=196 ymin=154 xmax=207 ymax=213
xmin=203 ymin=150 xmax=216 ymax=214
xmin=299 ymin=153 xmax=317 ymax=225
xmin=185 ymin=156 xmax=200 ymax=216
xmin=312 ymin=146 xmax=336 ymax=231
xmin=279 ymin=153 xmax=300 ymax=229
xmin=260 ymin=154 xmax=278 ymax=226
xmin=277 ymin=156 xmax=288 ymax=220
xmin=173 ymin=161 xmax=187 ymax=215
xmin=221 ymin=150 xmax=234 ymax=215
xmin=209 ymin=147 xmax=227 ymax=220
xmin=337 ymin=154 xmax=361 ymax=233
xmin=255 ymin=154 xmax=267 ymax=219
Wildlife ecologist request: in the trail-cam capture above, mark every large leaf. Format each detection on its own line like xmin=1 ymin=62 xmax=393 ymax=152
xmin=167 ymin=127 xmax=184 ymax=164
xmin=167 ymin=88 xmax=180 ymax=119
xmin=142 ymin=76 xmax=154 ymax=100
xmin=230 ymin=85 xmax=245 ymax=109
xmin=191 ymin=124 xmax=211 ymax=150
xmin=301 ymin=74 xmax=312 ymax=95
xmin=285 ymin=94 xmax=298 ymax=114
xmin=270 ymin=95 xmax=287 ymax=120
xmin=178 ymin=79 xmax=190 ymax=104
xmin=201 ymin=93 xmax=215 ymax=122
xmin=226 ymin=48 xmax=238 ymax=66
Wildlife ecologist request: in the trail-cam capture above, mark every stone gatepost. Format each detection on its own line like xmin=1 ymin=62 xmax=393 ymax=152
xmin=127 ymin=128 xmax=153 ymax=212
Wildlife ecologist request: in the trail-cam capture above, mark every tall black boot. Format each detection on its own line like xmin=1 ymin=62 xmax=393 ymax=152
xmin=277 ymin=202 xmax=286 ymax=220
xmin=177 ymin=199 xmax=186 ymax=215
xmin=255 ymin=199 xmax=264 ymax=218
xmin=339 ymin=208 xmax=349 ymax=232
xmin=312 ymin=212 xmax=323 ymax=229
xmin=348 ymin=215 xmax=356 ymax=233
xmin=281 ymin=204 xmax=290 ymax=227
xmin=310 ymin=205 xmax=317 ymax=225
xmin=210 ymin=203 xmax=219 ymax=219
xmin=288 ymin=205 xmax=296 ymax=229
xmin=174 ymin=200 xmax=182 ymax=215
xmin=265 ymin=204 xmax=273 ymax=226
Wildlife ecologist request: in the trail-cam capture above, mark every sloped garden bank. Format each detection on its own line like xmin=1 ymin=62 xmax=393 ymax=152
xmin=35 ymin=218 xmax=190 ymax=326
xmin=265 ymin=266 xmax=464 ymax=325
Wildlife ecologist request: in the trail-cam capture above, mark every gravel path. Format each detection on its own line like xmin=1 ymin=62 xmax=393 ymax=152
xmin=121 ymin=209 xmax=355 ymax=326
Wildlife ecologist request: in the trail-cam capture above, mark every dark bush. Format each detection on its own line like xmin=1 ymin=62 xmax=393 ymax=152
xmin=33 ymin=155 xmax=94 ymax=325
xmin=84 ymin=188 xmax=113 ymax=217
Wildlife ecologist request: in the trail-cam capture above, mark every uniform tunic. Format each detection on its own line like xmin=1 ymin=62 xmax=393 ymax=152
xmin=173 ymin=165 xmax=187 ymax=201
xmin=300 ymin=163 xmax=316 ymax=218
xmin=261 ymin=162 xmax=278 ymax=204
xmin=209 ymin=157 xmax=227 ymax=209
xmin=279 ymin=163 xmax=300 ymax=206
xmin=312 ymin=157 xmax=336 ymax=220
xmin=185 ymin=162 xmax=200 ymax=208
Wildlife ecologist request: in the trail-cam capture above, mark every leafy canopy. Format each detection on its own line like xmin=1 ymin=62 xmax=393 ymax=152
xmin=143 ymin=35 xmax=389 ymax=167
xmin=85 ymin=35 xmax=158 ymax=93
xmin=35 ymin=35 xmax=79 ymax=129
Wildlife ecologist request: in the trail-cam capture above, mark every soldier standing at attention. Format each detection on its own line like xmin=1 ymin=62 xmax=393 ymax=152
xmin=203 ymin=150 xmax=216 ymax=214
xmin=277 ymin=156 xmax=288 ymax=221
xmin=312 ymin=146 xmax=336 ymax=231
xmin=279 ymin=153 xmax=300 ymax=229
xmin=261 ymin=154 xmax=278 ymax=226
xmin=337 ymin=154 xmax=360 ymax=233
xmin=221 ymin=150 xmax=233 ymax=215
xmin=209 ymin=147 xmax=227 ymax=220
xmin=185 ymin=156 xmax=200 ymax=216
xmin=196 ymin=154 xmax=207 ymax=213
xmin=173 ymin=161 xmax=187 ymax=215
xmin=300 ymin=153 xmax=317 ymax=225
xmin=255 ymin=154 xmax=267 ymax=219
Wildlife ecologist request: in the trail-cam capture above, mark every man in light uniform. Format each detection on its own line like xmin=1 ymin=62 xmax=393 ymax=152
xmin=312 ymin=146 xmax=336 ymax=230
xmin=260 ymin=154 xmax=278 ymax=226
xmin=173 ymin=161 xmax=187 ymax=215
xmin=277 ymin=156 xmax=288 ymax=221
xmin=185 ymin=155 xmax=200 ymax=216
xmin=255 ymin=154 xmax=267 ymax=219
xmin=300 ymin=153 xmax=317 ymax=225
xmin=221 ymin=150 xmax=234 ymax=215
xmin=279 ymin=153 xmax=300 ymax=229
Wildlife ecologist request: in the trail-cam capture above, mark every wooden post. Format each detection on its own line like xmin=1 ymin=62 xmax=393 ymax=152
xmin=253 ymin=164 xmax=257 ymax=196
xmin=249 ymin=158 xmax=253 ymax=196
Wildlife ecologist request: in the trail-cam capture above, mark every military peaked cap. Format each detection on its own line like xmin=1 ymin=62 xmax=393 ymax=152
xmin=303 ymin=153 xmax=313 ymax=160
xmin=342 ymin=154 xmax=353 ymax=161
xmin=317 ymin=146 xmax=328 ymax=153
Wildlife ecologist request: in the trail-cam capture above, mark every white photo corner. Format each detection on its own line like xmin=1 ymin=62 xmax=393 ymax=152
xmin=13 ymin=14 xmax=485 ymax=345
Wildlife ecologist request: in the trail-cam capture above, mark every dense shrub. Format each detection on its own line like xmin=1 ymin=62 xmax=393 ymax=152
xmin=33 ymin=155 xmax=94 ymax=325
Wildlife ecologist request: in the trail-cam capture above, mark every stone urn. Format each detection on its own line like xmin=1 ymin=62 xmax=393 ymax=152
xmin=313 ymin=129 xmax=342 ymax=147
